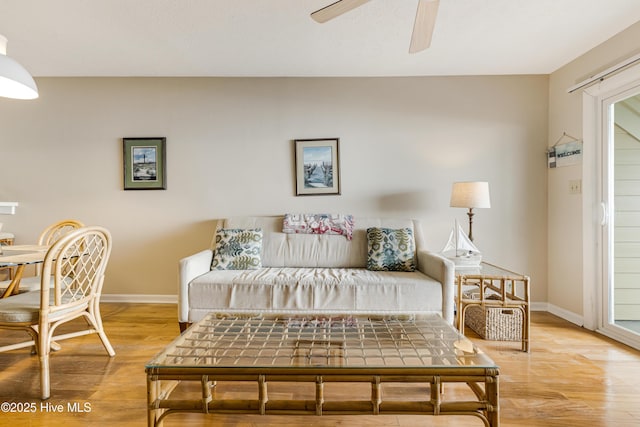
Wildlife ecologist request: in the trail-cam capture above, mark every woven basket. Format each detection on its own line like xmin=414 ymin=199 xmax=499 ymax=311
xmin=465 ymin=305 xmax=523 ymax=341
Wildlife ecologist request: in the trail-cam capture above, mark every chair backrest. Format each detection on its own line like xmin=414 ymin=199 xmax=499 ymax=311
xmin=40 ymin=226 xmax=112 ymax=313
xmin=37 ymin=220 xmax=85 ymax=246
xmin=35 ymin=220 xmax=84 ymax=276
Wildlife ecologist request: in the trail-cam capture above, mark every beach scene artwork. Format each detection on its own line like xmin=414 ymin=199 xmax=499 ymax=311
xmin=303 ymin=146 xmax=333 ymax=189
xmin=132 ymin=146 xmax=157 ymax=182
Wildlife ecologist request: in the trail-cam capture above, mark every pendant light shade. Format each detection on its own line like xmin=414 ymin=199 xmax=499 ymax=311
xmin=0 ymin=35 xmax=38 ymax=100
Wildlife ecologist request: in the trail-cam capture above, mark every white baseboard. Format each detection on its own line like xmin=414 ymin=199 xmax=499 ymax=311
xmin=545 ymin=303 xmax=584 ymax=327
xmin=530 ymin=301 xmax=548 ymax=312
xmin=102 ymin=294 xmax=177 ymax=304
xmin=100 ymin=296 xmax=585 ymax=327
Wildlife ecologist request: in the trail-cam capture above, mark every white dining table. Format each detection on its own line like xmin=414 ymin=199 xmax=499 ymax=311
xmin=0 ymin=245 xmax=49 ymax=298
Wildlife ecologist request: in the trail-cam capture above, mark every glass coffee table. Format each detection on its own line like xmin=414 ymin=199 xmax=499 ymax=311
xmin=146 ymin=313 xmax=499 ymax=426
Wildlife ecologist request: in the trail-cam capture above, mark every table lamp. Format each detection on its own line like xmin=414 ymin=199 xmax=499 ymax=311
xmin=450 ymin=181 xmax=491 ymax=241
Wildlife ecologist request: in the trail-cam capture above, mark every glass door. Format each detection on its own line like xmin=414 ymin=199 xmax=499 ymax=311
xmin=600 ymin=90 xmax=640 ymax=349
xmin=611 ymin=94 xmax=640 ymax=338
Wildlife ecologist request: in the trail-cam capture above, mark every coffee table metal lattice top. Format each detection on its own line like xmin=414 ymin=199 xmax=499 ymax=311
xmin=148 ymin=315 xmax=496 ymax=370
xmin=146 ymin=314 xmax=500 ymax=426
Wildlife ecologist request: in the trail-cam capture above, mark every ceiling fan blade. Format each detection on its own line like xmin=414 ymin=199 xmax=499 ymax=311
xmin=311 ymin=0 xmax=372 ymax=23
xmin=409 ymin=0 xmax=440 ymax=53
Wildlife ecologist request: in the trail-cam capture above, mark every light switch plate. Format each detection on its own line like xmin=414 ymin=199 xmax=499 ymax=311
xmin=569 ymin=179 xmax=581 ymax=195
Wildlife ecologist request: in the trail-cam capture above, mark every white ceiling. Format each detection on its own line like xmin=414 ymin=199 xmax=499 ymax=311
xmin=1 ymin=0 xmax=640 ymax=77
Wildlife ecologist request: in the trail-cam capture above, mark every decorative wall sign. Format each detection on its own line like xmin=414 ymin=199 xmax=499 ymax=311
xmin=553 ymin=140 xmax=582 ymax=167
xmin=294 ymin=138 xmax=340 ymax=196
xmin=123 ymin=137 xmax=166 ymax=190
xmin=548 ymin=132 xmax=582 ymax=168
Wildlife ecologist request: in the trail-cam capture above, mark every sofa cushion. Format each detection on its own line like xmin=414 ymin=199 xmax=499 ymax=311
xmin=366 ymin=227 xmax=416 ymax=272
xmin=187 ymin=267 xmax=443 ymax=322
xmin=211 ymin=228 xmax=262 ymax=270
xmin=283 ymin=213 xmax=354 ymax=240
xmin=221 ymin=217 xmax=422 ymax=269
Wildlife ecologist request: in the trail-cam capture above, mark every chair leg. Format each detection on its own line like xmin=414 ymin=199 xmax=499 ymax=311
xmin=88 ymin=303 xmax=115 ymax=356
xmin=97 ymin=329 xmax=115 ymax=356
xmin=40 ymin=353 xmax=50 ymax=400
xmin=29 ymin=325 xmax=61 ymax=354
xmin=38 ymin=325 xmax=51 ymax=400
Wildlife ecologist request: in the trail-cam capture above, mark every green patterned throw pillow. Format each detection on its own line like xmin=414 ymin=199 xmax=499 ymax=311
xmin=211 ymin=228 xmax=263 ymax=270
xmin=366 ymin=227 xmax=416 ymax=272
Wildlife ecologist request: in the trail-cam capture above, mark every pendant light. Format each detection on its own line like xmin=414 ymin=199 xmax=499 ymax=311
xmin=0 ymin=34 xmax=38 ymax=100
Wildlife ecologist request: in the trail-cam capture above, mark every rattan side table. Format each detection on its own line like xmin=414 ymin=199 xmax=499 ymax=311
xmin=456 ymin=262 xmax=530 ymax=352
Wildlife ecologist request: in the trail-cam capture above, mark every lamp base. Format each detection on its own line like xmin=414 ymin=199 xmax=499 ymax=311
xmin=466 ymin=208 xmax=475 ymax=241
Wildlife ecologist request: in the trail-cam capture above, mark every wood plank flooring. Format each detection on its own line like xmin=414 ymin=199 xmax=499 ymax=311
xmin=1 ymin=303 xmax=640 ymax=426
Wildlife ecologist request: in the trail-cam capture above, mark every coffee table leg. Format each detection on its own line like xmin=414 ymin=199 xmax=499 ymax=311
xmin=147 ymin=375 xmax=158 ymax=427
xmin=486 ymin=369 xmax=500 ymax=426
xmin=202 ymin=376 xmax=212 ymax=413
xmin=259 ymin=374 xmax=268 ymax=415
xmin=430 ymin=376 xmax=441 ymax=415
xmin=315 ymin=376 xmax=324 ymax=415
xmin=371 ymin=376 xmax=381 ymax=414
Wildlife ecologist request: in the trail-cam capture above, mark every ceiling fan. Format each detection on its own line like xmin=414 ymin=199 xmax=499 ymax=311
xmin=311 ymin=0 xmax=440 ymax=53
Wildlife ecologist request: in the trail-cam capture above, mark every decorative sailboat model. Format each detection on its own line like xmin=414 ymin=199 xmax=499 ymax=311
xmin=441 ymin=220 xmax=482 ymax=269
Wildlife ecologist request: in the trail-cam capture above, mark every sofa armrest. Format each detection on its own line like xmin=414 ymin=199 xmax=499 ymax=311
xmin=416 ymin=250 xmax=455 ymax=324
xmin=178 ymin=249 xmax=213 ymax=323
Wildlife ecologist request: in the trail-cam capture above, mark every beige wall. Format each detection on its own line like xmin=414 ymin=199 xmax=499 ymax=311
xmin=0 ymin=76 xmax=548 ymax=302
xmin=548 ymin=21 xmax=640 ymax=320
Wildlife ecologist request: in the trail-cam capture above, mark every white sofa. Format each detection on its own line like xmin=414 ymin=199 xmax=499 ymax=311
xmin=178 ymin=216 xmax=455 ymax=331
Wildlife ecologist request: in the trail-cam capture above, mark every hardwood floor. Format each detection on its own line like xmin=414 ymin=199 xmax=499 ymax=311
xmin=1 ymin=303 xmax=640 ymax=426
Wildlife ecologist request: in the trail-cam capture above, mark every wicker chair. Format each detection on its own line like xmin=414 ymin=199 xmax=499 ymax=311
xmin=0 ymin=219 xmax=84 ymax=296
xmin=34 ymin=219 xmax=85 ymax=276
xmin=0 ymin=226 xmax=115 ymax=399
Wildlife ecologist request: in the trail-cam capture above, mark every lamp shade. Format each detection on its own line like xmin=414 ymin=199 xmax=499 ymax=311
xmin=0 ymin=35 xmax=38 ymax=100
xmin=450 ymin=181 xmax=491 ymax=209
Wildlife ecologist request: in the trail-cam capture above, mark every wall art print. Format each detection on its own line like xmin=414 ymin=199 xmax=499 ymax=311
xmin=123 ymin=137 xmax=166 ymax=190
xmin=294 ymin=138 xmax=340 ymax=196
